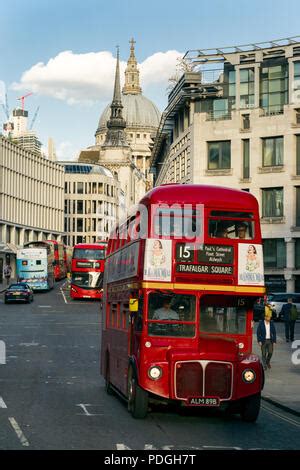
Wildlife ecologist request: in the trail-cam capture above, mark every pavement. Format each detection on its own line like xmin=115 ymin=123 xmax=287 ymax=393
xmin=0 ymin=278 xmax=17 ymax=293
xmin=1 ymin=278 xmax=299 ymax=417
xmin=253 ymin=321 xmax=300 ymax=416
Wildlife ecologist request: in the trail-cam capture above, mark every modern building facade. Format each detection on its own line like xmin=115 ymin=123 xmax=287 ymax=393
xmin=151 ymin=37 xmax=300 ymax=293
xmin=59 ymin=162 xmax=121 ymax=246
xmin=0 ymin=136 xmax=64 ymax=280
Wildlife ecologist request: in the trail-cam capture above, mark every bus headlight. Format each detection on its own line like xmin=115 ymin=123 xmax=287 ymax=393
xmin=242 ymin=369 xmax=256 ymax=383
xmin=148 ymin=366 xmax=162 ymax=380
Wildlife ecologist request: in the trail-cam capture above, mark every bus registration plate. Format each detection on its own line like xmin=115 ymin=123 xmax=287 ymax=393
xmin=187 ymin=397 xmax=220 ymax=407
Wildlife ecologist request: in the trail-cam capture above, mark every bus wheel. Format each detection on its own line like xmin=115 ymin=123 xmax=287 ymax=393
xmin=105 ymin=356 xmax=113 ymax=395
xmin=240 ymin=393 xmax=261 ymax=422
xmin=127 ymin=366 xmax=148 ymax=419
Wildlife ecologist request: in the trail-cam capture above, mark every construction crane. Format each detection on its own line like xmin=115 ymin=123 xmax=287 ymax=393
xmin=17 ymin=92 xmax=33 ymax=111
xmin=30 ymin=106 xmax=40 ymax=130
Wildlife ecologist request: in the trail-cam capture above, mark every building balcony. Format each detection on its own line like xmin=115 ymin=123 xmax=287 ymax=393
xmin=259 ymin=106 xmax=284 ymax=117
xmin=206 ymin=111 xmax=232 ymax=122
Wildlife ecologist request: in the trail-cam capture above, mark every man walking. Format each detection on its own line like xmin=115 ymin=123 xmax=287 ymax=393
xmin=257 ymin=306 xmax=277 ymax=370
xmin=3 ymin=263 xmax=12 ymax=287
xmin=281 ymin=297 xmax=298 ymax=342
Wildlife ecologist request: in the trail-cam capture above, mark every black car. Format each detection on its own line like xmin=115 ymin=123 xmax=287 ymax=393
xmin=4 ymin=283 xmax=34 ymax=304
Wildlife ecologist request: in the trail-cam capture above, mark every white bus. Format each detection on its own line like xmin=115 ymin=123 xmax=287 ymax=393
xmin=16 ymin=248 xmax=55 ymax=291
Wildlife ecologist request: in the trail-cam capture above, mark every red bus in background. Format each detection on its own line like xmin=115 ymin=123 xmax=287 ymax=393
xmin=24 ymin=240 xmax=67 ymax=280
xmin=101 ymin=184 xmax=265 ymax=422
xmin=71 ymin=243 xmax=106 ymax=299
xmin=64 ymin=245 xmax=73 ymax=274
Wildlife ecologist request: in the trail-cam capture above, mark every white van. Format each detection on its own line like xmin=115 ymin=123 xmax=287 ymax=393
xmin=267 ymin=293 xmax=300 ymax=321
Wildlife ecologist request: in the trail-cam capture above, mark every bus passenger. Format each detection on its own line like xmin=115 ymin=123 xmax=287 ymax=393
xmin=236 ymin=223 xmax=249 ymax=239
xmin=153 ymin=298 xmax=179 ymax=320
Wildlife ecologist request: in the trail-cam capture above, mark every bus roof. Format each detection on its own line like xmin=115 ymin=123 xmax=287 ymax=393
xmin=139 ymin=184 xmax=258 ymax=211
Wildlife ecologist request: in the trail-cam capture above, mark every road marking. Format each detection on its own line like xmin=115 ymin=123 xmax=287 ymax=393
xmin=19 ymin=341 xmax=39 ymax=347
xmin=60 ymin=288 xmax=68 ymax=304
xmin=262 ymin=404 xmax=300 ymax=428
xmin=38 ymin=305 xmax=52 ymax=308
xmin=8 ymin=417 xmax=30 ymax=447
xmin=0 ymin=397 xmax=7 ymax=408
xmin=76 ymin=404 xmax=104 ymax=416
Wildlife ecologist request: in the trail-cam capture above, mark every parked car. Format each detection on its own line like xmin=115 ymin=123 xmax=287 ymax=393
xmin=267 ymin=292 xmax=300 ymax=321
xmin=4 ymin=283 xmax=34 ymax=304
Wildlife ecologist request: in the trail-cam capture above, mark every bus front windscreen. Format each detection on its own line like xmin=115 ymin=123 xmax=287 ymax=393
xmin=148 ymin=293 xmax=196 ymax=337
xmin=73 ymin=249 xmax=105 ymax=260
xmin=71 ymin=271 xmax=103 ymax=289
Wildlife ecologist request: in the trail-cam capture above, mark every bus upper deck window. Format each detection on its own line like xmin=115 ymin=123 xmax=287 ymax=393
xmin=209 ymin=218 xmax=254 ymax=239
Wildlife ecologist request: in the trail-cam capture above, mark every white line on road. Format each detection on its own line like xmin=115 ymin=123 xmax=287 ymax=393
xmin=0 ymin=397 xmax=7 ymax=408
xmin=8 ymin=417 xmax=30 ymax=447
xmin=38 ymin=305 xmax=52 ymax=308
xmin=60 ymin=287 xmax=68 ymax=304
xmin=262 ymin=404 xmax=300 ymax=428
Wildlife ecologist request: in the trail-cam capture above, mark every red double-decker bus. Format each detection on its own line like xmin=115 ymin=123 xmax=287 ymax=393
xmin=101 ymin=184 xmax=265 ymax=422
xmin=71 ymin=243 xmax=106 ymax=299
xmin=24 ymin=240 xmax=67 ymax=280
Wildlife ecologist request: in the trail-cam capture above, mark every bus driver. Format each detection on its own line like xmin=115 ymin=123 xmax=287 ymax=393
xmin=153 ymin=298 xmax=179 ymax=320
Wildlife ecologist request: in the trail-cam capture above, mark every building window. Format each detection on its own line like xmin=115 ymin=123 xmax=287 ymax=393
xmin=296 ymin=135 xmax=300 ymax=176
xmin=260 ymin=64 xmax=288 ymax=113
xmin=262 ymin=187 xmax=283 ymax=217
xmin=262 ymin=137 xmax=283 ymax=167
xmin=263 ymin=239 xmax=286 ymax=268
xmin=295 ymin=239 xmax=300 ymax=269
xmin=293 ymin=62 xmax=300 ymax=101
xmin=296 ymin=187 xmax=300 ymax=227
xmin=77 ymin=182 xmax=84 ymax=194
xmin=228 ymin=70 xmax=236 ymax=109
xmin=242 ymin=139 xmax=250 ymax=179
xmin=77 ymin=219 xmax=83 ymax=232
xmin=240 ymin=68 xmax=255 ymax=109
xmin=77 ymin=200 xmax=84 ymax=214
xmin=242 ymin=114 xmax=250 ymax=130
xmin=208 ymin=141 xmax=231 ymax=170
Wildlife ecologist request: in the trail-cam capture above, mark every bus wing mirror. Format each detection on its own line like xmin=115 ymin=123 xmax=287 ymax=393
xmin=129 ymin=298 xmax=139 ymax=312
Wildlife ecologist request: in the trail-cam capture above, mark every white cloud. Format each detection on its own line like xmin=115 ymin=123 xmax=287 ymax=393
xmin=56 ymin=141 xmax=79 ymax=161
xmin=11 ymin=49 xmax=183 ymax=105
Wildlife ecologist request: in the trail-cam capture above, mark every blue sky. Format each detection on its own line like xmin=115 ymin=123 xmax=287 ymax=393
xmin=1 ymin=0 xmax=300 ymax=160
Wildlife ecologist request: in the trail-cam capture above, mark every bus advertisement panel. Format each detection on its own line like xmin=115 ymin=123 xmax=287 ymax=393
xmin=101 ymin=184 xmax=265 ymax=422
xmin=16 ymin=248 xmax=55 ymax=291
xmin=71 ymin=243 xmax=106 ymax=299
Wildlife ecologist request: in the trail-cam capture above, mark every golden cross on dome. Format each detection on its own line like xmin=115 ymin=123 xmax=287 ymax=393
xmin=130 ymin=38 xmax=136 ymax=49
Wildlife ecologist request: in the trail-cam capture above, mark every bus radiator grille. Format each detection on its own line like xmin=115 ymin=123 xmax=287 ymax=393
xmin=176 ymin=362 xmax=203 ymax=399
xmin=204 ymin=362 xmax=232 ymax=399
xmin=175 ymin=361 xmax=232 ymax=400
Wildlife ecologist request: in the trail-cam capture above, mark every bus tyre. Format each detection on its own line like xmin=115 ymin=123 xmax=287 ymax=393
xmin=240 ymin=393 xmax=261 ymax=422
xmin=127 ymin=366 xmax=148 ymax=419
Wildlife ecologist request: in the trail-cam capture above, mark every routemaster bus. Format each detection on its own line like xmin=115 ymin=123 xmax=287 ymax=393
xmin=71 ymin=243 xmax=106 ymax=299
xmin=101 ymin=184 xmax=265 ymax=422
xmin=24 ymin=240 xmax=67 ymax=280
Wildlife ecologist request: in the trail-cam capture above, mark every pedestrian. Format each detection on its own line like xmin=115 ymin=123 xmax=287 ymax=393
xmin=280 ymin=297 xmax=298 ymax=342
xmin=257 ymin=305 xmax=277 ymax=370
xmin=3 ymin=263 xmax=12 ymax=287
